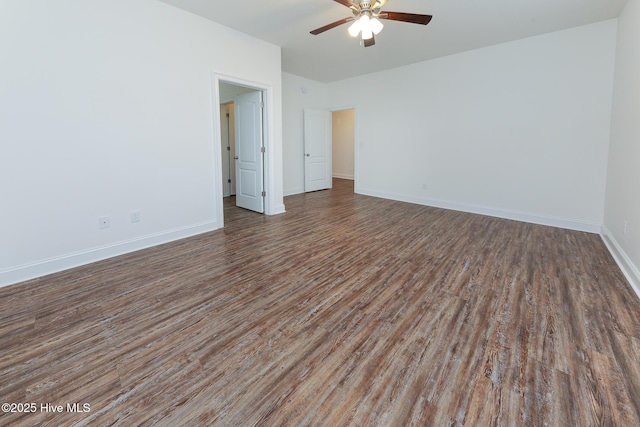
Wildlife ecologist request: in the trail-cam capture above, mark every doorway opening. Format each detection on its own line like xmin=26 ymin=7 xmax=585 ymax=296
xmin=302 ymin=107 xmax=356 ymax=194
xmin=331 ymin=108 xmax=356 ymax=192
xmin=215 ymin=77 xmax=270 ymax=223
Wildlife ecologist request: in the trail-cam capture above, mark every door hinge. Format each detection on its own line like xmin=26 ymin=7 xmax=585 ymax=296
xmin=226 ymin=146 xmax=231 ymax=151
xmin=261 ymin=191 xmax=266 ymax=197
xmin=260 ymin=146 xmax=265 ymax=153
xmin=259 ymin=101 xmax=264 ymax=109
xmin=227 ymin=179 xmax=231 ymax=183
xmin=226 ymin=113 xmax=230 ymax=118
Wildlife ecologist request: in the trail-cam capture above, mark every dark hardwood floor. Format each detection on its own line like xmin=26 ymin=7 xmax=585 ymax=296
xmin=2 ymin=179 xmax=640 ymax=426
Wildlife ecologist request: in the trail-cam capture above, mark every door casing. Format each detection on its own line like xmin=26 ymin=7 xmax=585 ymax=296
xmin=220 ymin=102 xmax=236 ymax=197
xmin=212 ymin=73 xmax=275 ymax=226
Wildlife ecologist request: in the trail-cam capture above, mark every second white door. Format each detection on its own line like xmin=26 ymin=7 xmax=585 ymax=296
xmin=304 ymin=109 xmax=332 ymax=192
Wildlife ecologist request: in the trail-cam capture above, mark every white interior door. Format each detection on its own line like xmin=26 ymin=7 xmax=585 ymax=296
xmin=234 ymin=91 xmax=264 ymax=213
xmin=304 ymin=109 xmax=332 ymax=192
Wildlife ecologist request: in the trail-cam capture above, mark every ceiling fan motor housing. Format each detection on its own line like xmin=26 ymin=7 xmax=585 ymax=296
xmin=353 ymin=2 xmax=380 ymax=16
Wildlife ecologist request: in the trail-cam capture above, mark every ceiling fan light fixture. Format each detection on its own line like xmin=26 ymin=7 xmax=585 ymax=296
xmin=349 ymin=14 xmax=378 ymax=40
xmin=348 ymin=19 xmax=362 ymax=37
xmin=361 ymin=27 xmax=374 ymax=40
xmin=370 ymin=17 xmax=384 ymax=35
xmin=356 ymin=14 xmax=371 ymax=38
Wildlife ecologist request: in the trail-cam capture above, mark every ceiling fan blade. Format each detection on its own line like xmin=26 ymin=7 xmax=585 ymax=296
xmin=364 ymin=35 xmax=375 ymax=47
xmin=310 ymin=17 xmax=353 ymax=35
xmin=380 ymin=11 xmax=433 ymax=25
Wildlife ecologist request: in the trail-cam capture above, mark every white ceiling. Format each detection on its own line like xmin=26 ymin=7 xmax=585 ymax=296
xmin=157 ymin=0 xmax=626 ymax=83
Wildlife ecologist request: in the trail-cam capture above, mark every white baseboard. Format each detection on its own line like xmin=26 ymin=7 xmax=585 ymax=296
xmin=284 ymin=186 xmax=304 ymax=197
xmin=0 ymin=220 xmax=219 ymax=289
xmin=601 ymin=226 xmax=640 ymax=300
xmin=332 ymin=173 xmax=354 ymax=180
xmin=356 ymin=187 xmax=602 ymax=233
xmin=269 ymin=204 xmax=287 ymax=215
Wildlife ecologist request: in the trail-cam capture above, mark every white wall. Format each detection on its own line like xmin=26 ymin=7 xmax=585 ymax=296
xmin=0 ymin=0 xmax=283 ymax=287
xmin=332 ymin=109 xmax=355 ymax=180
xmin=603 ymin=0 xmax=640 ymax=294
xmin=282 ymin=72 xmax=329 ymax=195
xmin=328 ymin=20 xmax=617 ymax=232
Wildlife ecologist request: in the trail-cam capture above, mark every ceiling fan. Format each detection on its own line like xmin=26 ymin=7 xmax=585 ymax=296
xmin=310 ymin=0 xmax=433 ymax=47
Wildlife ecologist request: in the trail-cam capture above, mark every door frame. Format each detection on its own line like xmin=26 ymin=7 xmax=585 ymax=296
xmin=212 ymin=73 xmax=274 ymax=225
xmin=220 ymin=101 xmax=235 ymax=198
xmin=330 ymin=105 xmax=359 ymax=193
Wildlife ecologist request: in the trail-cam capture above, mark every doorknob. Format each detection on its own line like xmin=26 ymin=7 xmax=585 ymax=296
xmin=305 ymin=154 xmax=310 ymax=157
xmin=234 ymin=156 xmax=239 ymax=160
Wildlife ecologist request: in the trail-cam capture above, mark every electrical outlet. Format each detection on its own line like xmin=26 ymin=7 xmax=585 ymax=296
xmin=99 ymin=216 xmax=110 ymax=229
xmin=130 ymin=210 xmax=141 ymax=223
xmin=624 ymin=221 xmax=628 ymax=235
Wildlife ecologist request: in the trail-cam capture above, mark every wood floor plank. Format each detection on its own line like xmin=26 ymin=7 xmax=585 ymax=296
xmin=1 ymin=178 xmax=640 ymax=426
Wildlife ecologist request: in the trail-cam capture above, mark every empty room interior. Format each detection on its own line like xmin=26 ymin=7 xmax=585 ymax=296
xmin=1 ymin=0 xmax=640 ymax=425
